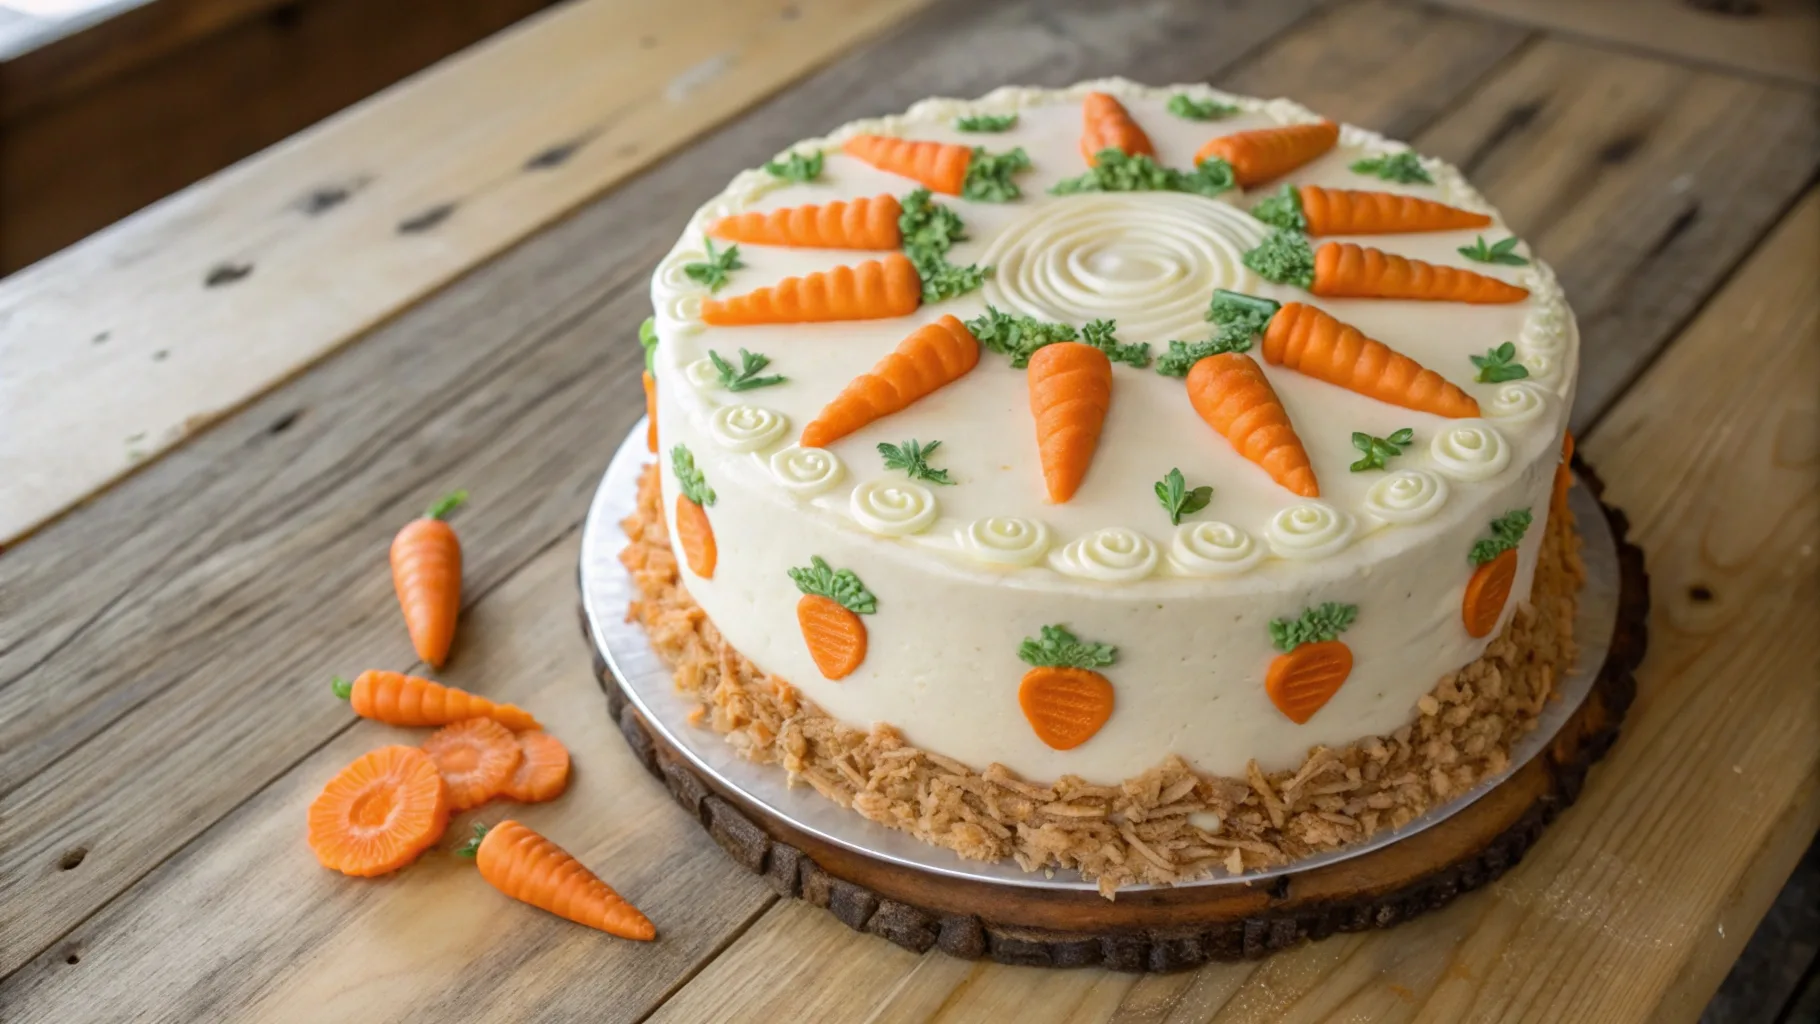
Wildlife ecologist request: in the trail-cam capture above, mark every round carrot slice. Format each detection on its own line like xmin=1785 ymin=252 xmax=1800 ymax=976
xmin=308 ymin=745 xmax=450 ymax=877
xmin=423 ymin=718 xmax=522 ymax=810
xmin=503 ymin=731 xmax=572 ymax=803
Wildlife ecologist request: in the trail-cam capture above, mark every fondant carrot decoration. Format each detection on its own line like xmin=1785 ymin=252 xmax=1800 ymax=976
xmin=1080 ymin=91 xmax=1154 ymax=165
xmin=700 ymin=253 xmax=922 ymax=325
xmin=639 ymin=317 xmax=659 ymax=453
xmin=787 ymin=556 xmax=877 ymax=680
xmin=671 ymin=445 xmax=717 ymax=579
xmin=308 ymin=745 xmax=450 ymax=877
xmin=1017 ymin=624 xmax=1117 ymax=750
xmin=1194 ymin=120 xmax=1338 ymax=187
xmin=1027 ymin=342 xmax=1112 ymax=504
xmin=1250 ymin=183 xmax=1491 ymax=236
xmin=1265 ymin=602 xmax=1358 ymax=724
xmin=1261 ymin=301 xmax=1480 ymax=418
xmin=502 ymin=731 xmax=571 ymax=803
xmin=1552 ymin=432 xmax=1574 ymax=517
xmin=422 ymin=717 xmax=522 ymax=811
xmin=708 ymin=194 xmax=903 ymax=250
xmin=842 ymin=135 xmax=1030 ymax=201
xmin=799 ymin=314 xmax=981 ymax=448
xmin=1244 ymin=230 xmax=1529 ymax=304
xmin=391 ymin=491 xmax=465 ymax=668
xmin=1463 ymin=509 xmax=1532 ymax=638
xmin=458 ymin=821 xmax=656 ymax=941
xmin=332 ymin=670 xmax=542 ymax=732
xmin=1185 ymin=352 xmax=1320 ymax=498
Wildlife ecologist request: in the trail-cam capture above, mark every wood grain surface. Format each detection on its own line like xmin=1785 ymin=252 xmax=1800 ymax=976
xmin=1 ymin=0 xmax=1815 ymax=1020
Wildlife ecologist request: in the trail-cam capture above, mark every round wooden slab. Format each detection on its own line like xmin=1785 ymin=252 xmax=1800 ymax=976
xmin=583 ymin=462 xmax=1648 ymax=972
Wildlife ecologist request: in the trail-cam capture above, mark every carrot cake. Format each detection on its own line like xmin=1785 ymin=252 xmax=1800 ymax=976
xmin=622 ymin=79 xmax=1581 ymax=892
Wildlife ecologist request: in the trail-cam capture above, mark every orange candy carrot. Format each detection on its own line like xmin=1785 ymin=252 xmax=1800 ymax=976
xmin=1314 ymin=241 xmax=1529 ymax=303
xmin=642 ymin=372 xmax=658 ymax=454
xmin=308 ymin=745 xmax=450 ymax=877
xmin=1463 ymin=509 xmax=1532 ymax=638
xmin=459 ymin=821 xmax=656 ymax=941
xmin=670 ymin=444 xmax=717 ymax=579
xmin=1027 ymin=342 xmax=1112 ymax=504
xmin=333 ymin=670 xmax=541 ymax=732
xmin=800 ymin=314 xmax=981 ymax=448
xmin=1016 ymin=624 xmax=1118 ymax=750
xmin=700 ymin=253 xmax=921 ymax=326
xmin=1264 ymin=603 xmax=1357 ymax=724
xmin=788 ymin=556 xmax=876 ymax=681
xmin=1080 ymin=92 xmax=1154 ymax=165
xmin=391 ymin=491 xmax=465 ymax=669
xmin=1261 ymin=302 xmax=1479 ymax=418
xmin=709 ymin=194 xmax=903 ymax=250
xmin=1195 ymin=121 xmax=1338 ymax=187
xmin=842 ymin=135 xmax=972 ymax=195
xmin=1552 ymin=432 xmax=1575 ymax=517
xmin=422 ymin=718 xmax=522 ymax=811
xmin=1185 ymin=352 xmax=1319 ymax=498
xmin=503 ymin=731 xmax=571 ymax=803
xmin=1297 ymin=185 xmax=1490 ymax=235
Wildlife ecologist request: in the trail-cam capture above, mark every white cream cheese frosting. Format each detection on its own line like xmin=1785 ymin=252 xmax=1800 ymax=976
xmin=646 ymin=79 xmax=1576 ymax=782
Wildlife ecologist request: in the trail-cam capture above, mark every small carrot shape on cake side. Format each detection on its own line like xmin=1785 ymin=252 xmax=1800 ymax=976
xmin=391 ymin=491 xmax=465 ymax=668
xmin=1027 ymin=341 xmax=1112 ymax=504
xmin=1249 ymin=184 xmax=1492 ymax=236
xmin=422 ymin=717 xmax=522 ymax=811
xmin=502 ymin=731 xmax=571 ymax=804
xmin=1080 ymin=91 xmax=1154 ymax=165
xmin=1553 ymin=432 xmax=1575 ymax=519
xmin=639 ymin=317 xmax=659 ymax=453
xmin=1265 ymin=603 xmax=1358 ymax=724
xmin=787 ymin=556 xmax=876 ymax=680
xmin=1194 ymin=120 xmax=1338 ymax=187
xmin=308 ymin=745 xmax=450 ymax=877
xmin=700 ymin=253 xmax=922 ymax=326
xmin=1243 ymin=230 xmax=1529 ymax=304
xmin=333 ymin=670 xmax=541 ymax=732
xmin=1185 ymin=351 xmax=1320 ymax=498
xmin=708 ymin=194 xmax=903 ymax=250
xmin=841 ymin=135 xmax=1031 ymax=201
xmin=458 ymin=821 xmax=655 ymax=941
xmin=1260 ymin=299 xmax=1480 ymax=418
xmin=670 ymin=444 xmax=717 ymax=580
xmin=1017 ymin=624 xmax=1117 ymax=751
xmin=799 ymin=314 xmax=981 ymax=448
xmin=1463 ymin=508 xmax=1532 ymax=638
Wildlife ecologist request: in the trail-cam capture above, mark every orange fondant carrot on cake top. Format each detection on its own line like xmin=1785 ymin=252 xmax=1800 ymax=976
xmin=788 ymin=556 xmax=876 ymax=680
xmin=842 ymin=135 xmax=1030 ymax=201
xmin=1185 ymin=351 xmax=1320 ymax=499
xmin=1027 ymin=341 xmax=1112 ymax=504
xmin=1260 ymin=301 xmax=1480 ymax=419
xmin=1080 ymin=92 xmax=1154 ymax=166
xmin=1265 ymin=602 xmax=1357 ymax=724
xmin=1250 ymin=183 xmax=1492 ymax=236
xmin=1244 ymin=230 xmax=1528 ymax=304
xmin=1195 ymin=121 xmax=1338 ymax=188
xmin=799 ymin=314 xmax=981 ymax=448
xmin=708 ymin=194 xmax=903 ymax=250
xmin=701 ymin=253 xmax=922 ymax=326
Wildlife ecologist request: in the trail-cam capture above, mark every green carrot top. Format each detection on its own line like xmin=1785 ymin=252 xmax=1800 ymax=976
xmin=671 ymin=445 xmax=715 ymax=507
xmin=1469 ymin=508 xmax=1532 ymax=565
xmin=1018 ymin=624 xmax=1117 ymax=669
xmin=955 ymin=113 xmax=1017 ymax=133
xmin=1269 ymin=603 xmax=1358 ymax=653
xmin=1166 ymin=94 xmax=1239 ymax=121
xmin=1050 ymin=150 xmax=1234 ymax=198
xmin=425 ymin=491 xmax=468 ymax=521
xmin=1249 ymin=183 xmax=1307 ymax=232
xmin=763 ymin=150 xmax=823 ymax=183
xmin=1242 ymin=230 xmax=1316 ymax=289
xmin=787 ymin=556 xmax=876 ymax=614
xmin=961 ymin=147 xmax=1033 ymax=202
xmin=1350 ymin=151 xmax=1431 ymax=184
xmin=1154 ymin=291 xmax=1281 ymax=377
xmin=638 ymin=316 xmax=659 ymax=377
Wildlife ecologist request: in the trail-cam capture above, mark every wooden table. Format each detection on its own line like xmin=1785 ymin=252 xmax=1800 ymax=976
xmin=2 ymin=0 xmax=1816 ymax=1020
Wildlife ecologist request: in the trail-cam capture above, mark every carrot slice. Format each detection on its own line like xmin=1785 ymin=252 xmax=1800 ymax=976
xmin=1265 ymin=640 xmax=1354 ymax=724
xmin=709 ymin=194 xmax=903 ymax=250
xmin=1080 ymin=92 xmax=1154 ymax=165
xmin=503 ymin=732 xmax=571 ymax=803
xmin=1027 ymin=341 xmax=1112 ymax=504
xmin=1261 ymin=302 xmax=1479 ymax=418
xmin=700 ymin=253 xmax=921 ymax=326
xmin=422 ymin=718 xmax=522 ymax=811
xmin=1462 ymin=548 xmax=1519 ymax=639
xmin=1313 ymin=242 xmax=1529 ymax=303
xmin=797 ymin=594 xmax=867 ymax=680
xmin=643 ymin=371 xmax=658 ymax=454
xmin=460 ymin=820 xmax=655 ymax=940
xmin=800 ymin=314 xmax=981 ymax=448
xmin=1195 ymin=121 xmax=1338 ymax=187
xmin=1018 ymin=666 xmax=1115 ymax=750
xmin=1298 ymin=185 xmax=1490 ymax=235
xmin=674 ymin=495 xmax=717 ymax=579
xmin=391 ymin=492 xmax=465 ymax=669
xmin=308 ymin=745 xmax=450 ymax=877
xmin=842 ymin=135 xmax=972 ymax=195
xmin=1185 ymin=352 xmax=1319 ymax=498
xmin=334 ymin=670 xmax=541 ymax=732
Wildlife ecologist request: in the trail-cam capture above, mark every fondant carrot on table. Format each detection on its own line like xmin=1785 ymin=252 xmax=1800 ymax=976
xmin=1265 ymin=602 xmax=1358 ymax=724
xmin=1244 ymin=230 xmax=1529 ymax=304
xmin=334 ymin=670 xmax=542 ymax=731
xmin=799 ymin=314 xmax=981 ymax=448
xmin=1250 ymin=183 xmax=1491 ymax=236
xmin=308 ymin=745 xmax=450 ymax=877
xmin=1463 ymin=508 xmax=1532 ymax=638
xmin=670 ymin=444 xmax=717 ymax=579
xmin=1194 ymin=120 xmax=1338 ymax=188
xmin=639 ymin=317 xmax=659 ymax=453
xmin=842 ymin=135 xmax=1031 ymax=201
xmin=458 ymin=821 xmax=656 ymax=941
xmin=422 ymin=717 xmax=522 ymax=811
xmin=1017 ymin=624 xmax=1117 ymax=751
xmin=1185 ymin=351 xmax=1320 ymax=498
xmin=1027 ymin=341 xmax=1112 ymax=504
xmin=1259 ymin=299 xmax=1480 ymax=418
xmin=392 ymin=491 xmax=465 ymax=668
xmin=502 ymin=731 xmax=571 ymax=804
xmin=708 ymin=194 xmax=904 ymax=250
xmin=787 ymin=556 xmax=877 ymax=680
xmin=1080 ymin=91 xmax=1154 ymax=165
xmin=701 ymin=253 xmax=922 ymax=326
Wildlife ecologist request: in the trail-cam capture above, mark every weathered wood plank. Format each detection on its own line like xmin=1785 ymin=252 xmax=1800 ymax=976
xmin=0 ymin=0 xmax=1320 ymax=989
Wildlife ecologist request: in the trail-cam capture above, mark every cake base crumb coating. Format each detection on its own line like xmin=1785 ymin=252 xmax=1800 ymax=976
xmin=621 ymin=464 xmax=1583 ymax=896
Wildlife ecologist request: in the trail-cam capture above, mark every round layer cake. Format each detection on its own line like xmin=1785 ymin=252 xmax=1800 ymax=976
xmin=630 ymin=79 xmax=1580 ymax=884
